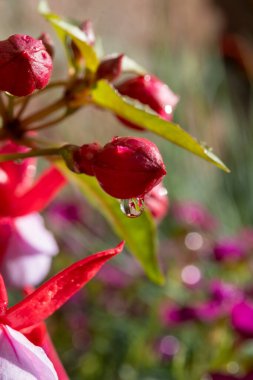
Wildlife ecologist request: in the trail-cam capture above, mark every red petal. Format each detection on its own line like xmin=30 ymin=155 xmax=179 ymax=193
xmin=22 ymin=323 xmax=69 ymax=380
xmin=4 ymin=242 xmax=124 ymax=330
xmin=0 ymin=274 xmax=8 ymax=315
xmin=10 ymin=167 xmax=67 ymax=217
xmin=41 ymin=331 xmax=70 ymax=380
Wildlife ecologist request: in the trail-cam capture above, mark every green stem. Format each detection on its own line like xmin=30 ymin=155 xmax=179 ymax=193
xmin=16 ymin=97 xmax=31 ymax=119
xmin=21 ymin=98 xmax=67 ymax=127
xmin=26 ymin=111 xmax=69 ymax=131
xmin=7 ymin=96 xmax=14 ymax=119
xmin=0 ymin=147 xmax=62 ymax=162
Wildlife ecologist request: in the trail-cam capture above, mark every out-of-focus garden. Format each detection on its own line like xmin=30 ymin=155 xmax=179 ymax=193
xmin=3 ymin=0 xmax=253 ymax=379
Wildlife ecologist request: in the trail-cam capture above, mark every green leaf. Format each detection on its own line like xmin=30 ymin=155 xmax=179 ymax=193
xmin=91 ymin=80 xmax=230 ymax=172
xmin=39 ymin=0 xmax=99 ymax=72
xmin=58 ymin=163 xmax=164 ymax=285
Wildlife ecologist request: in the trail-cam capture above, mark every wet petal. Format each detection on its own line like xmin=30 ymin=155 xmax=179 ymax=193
xmin=0 ymin=275 xmax=8 ymax=315
xmin=4 ymin=242 xmax=124 ymax=330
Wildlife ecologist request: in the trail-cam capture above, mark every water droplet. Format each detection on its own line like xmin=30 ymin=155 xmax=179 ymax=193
xmin=120 ymin=198 xmax=145 ymax=218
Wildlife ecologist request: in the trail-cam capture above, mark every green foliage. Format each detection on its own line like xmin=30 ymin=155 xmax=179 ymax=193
xmin=91 ymin=80 xmax=229 ymax=172
xmin=58 ymin=163 xmax=164 ymax=284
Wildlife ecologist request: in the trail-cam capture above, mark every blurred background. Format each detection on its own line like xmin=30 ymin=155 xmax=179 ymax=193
xmin=3 ymin=0 xmax=253 ymax=379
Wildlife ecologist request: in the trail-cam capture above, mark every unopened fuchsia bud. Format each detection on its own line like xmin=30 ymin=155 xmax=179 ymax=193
xmin=0 ymin=34 xmax=53 ymax=97
xmin=96 ymin=54 xmax=124 ymax=82
xmin=73 ymin=142 xmax=102 ymax=175
xmin=80 ymin=20 xmax=95 ymax=46
xmin=38 ymin=32 xmax=54 ymax=58
xmin=71 ymin=137 xmax=166 ymax=199
xmin=116 ymin=74 xmax=179 ymax=130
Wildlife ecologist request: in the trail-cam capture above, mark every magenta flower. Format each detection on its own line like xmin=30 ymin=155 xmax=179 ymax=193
xmin=0 ymin=242 xmax=124 ymax=379
xmin=231 ymin=300 xmax=253 ymax=339
xmin=196 ymin=281 xmax=243 ymax=322
xmin=162 ymin=305 xmax=198 ymax=326
xmin=172 ymin=201 xmax=217 ymax=231
xmin=213 ymin=237 xmax=246 ymax=262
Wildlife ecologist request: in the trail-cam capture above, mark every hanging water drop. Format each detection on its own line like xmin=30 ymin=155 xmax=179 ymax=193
xmin=120 ymin=197 xmax=145 ymax=218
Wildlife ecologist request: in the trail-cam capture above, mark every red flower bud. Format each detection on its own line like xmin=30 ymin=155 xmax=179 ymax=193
xmin=73 ymin=143 xmax=102 ymax=175
xmin=38 ymin=33 xmax=54 ymax=58
xmin=0 ymin=34 xmax=53 ymax=97
xmin=76 ymin=137 xmax=166 ymax=199
xmin=116 ymin=74 xmax=179 ymax=130
xmin=96 ymin=54 xmax=124 ymax=82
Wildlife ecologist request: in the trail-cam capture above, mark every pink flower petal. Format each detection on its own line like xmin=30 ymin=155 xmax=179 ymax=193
xmin=4 ymin=242 xmax=124 ymax=330
xmin=0 ymin=324 xmax=58 ymax=379
xmin=1 ymin=214 xmax=58 ymax=288
xmin=22 ymin=323 xmax=69 ymax=380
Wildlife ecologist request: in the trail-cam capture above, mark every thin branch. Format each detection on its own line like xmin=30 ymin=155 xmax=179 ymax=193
xmin=21 ymin=98 xmax=67 ymax=127
xmin=26 ymin=111 xmax=69 ymax=131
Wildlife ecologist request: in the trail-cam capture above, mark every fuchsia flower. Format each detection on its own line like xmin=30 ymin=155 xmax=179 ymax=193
xmin=0 ymin=34 xmax=53 ymax=96
xmin=213 ymin=237 xmax=246 ymax=262
xmin=0 ymin=214 xmax=58 ymax=287
xmin=171 ymin=201 xmax=217 ymax=231
xmin=73 ymin=137 xmax=166 ymax=199
xmin=231 ymin=300 xmax=253 ymax=339
xmin=0 ymin=242 xmax=124 ymax=379
xmin=0 ymin=141 xmax=66 ymax=287
xmin=162 ymin=280 xmax=243 ymax=326
xmin=116 ymin=74 xmax=179 ymax=130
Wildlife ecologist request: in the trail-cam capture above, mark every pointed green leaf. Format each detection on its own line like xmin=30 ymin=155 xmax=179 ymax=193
xmin=91 ymin=80 xmax=229 ymax=172
xmin=58 ymin=163 xmax=164 ymax=285
xmin=39 ymin=0 xmax=99 ymax=72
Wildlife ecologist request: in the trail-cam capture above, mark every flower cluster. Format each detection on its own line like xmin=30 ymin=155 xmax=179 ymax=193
xmin=0 ymin=2 xmax=229 ymax=379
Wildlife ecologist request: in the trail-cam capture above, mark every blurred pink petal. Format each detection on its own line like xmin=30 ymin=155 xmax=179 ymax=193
xmin=0 ymin=213 xmax=58 ymax=288
xmin=172 ymin=201 xmax=217 ymax=231
xmin=213 ymin=237 xmax=246 ymax=262
xmin=0 ymin=324 xmax=58 ymax=379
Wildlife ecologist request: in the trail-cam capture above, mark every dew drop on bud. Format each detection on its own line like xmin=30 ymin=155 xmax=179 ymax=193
xmin=120 ymin=197 xmax=145 ymax=218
